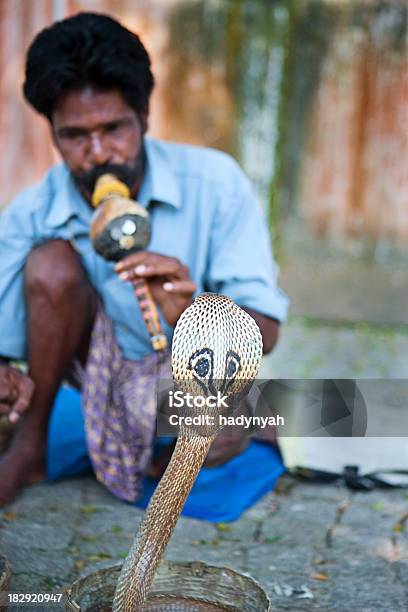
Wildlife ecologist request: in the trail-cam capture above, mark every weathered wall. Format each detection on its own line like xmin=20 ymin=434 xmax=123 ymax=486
xmin=0 ymin=0 xmax=55 ymax=202
xmin=295 ymin=1 xmax=408 ymax=242
xmin=0 ymin=0 xmax=407 ymax=244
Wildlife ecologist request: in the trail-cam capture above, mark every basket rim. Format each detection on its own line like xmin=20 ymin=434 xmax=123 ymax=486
xmin=0 ymin=555 xmax=11 ymax=591
xmin=65 ymin=559 xmax=271 ymax=611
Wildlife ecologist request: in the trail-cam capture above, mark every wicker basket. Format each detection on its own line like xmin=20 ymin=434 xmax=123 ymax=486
xmin=0 ymin=555 xmax=11 ymax=612
xmin=66 ymin=560 xmax=270 ymax=611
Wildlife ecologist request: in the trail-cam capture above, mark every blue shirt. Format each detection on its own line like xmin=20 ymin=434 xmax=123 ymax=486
xmin=0 ymin=138 xmax=289 ymax=361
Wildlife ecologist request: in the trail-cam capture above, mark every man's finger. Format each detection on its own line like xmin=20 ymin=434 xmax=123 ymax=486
xmin=115 ymin=251 xmax=179 ymax=273
xmin=9 ymin=393 xmax=32 ymax=422
xmin=21 ymin=377 xmax=35 ymax=399
xmin=162 ymin=280 xmax=197 ymax=295
xmin=0 ymin=385 xmax=17 ymax=404
xmin=8 ymin=375 xmax=34 ymax=420
xmin=8 ymin=411 xmax=20 ymax=424
xmin=120 ymin=259 xmax=185 ymax=280
xmin=115 ymin=251 xmax=149 ymax=273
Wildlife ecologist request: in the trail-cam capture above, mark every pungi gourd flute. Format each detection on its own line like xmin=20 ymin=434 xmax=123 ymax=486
xmin=89 ymin=173 xmax=168 ymax=353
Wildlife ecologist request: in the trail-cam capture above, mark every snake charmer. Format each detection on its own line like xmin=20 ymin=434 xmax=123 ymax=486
xmin=0 ymin=12 xmax=289 ymax=508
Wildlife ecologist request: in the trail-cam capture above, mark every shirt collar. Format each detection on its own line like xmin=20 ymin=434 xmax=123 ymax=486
xmin=141 ymin=137 xmax=181 ymax=209
xmin=46 ymin=137 xmax=181 ymax=229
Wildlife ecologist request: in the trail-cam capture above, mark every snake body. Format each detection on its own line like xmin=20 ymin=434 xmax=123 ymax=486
xmin=112 ymin=293 xmax=263 ymax=611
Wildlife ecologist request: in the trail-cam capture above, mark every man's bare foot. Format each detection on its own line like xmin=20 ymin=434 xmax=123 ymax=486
xmin=0 ymin=442 xmax=46 ymax=507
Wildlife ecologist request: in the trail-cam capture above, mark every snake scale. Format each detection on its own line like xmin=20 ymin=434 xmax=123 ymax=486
xmin=112 ymin=293 xmax=263 ymax=611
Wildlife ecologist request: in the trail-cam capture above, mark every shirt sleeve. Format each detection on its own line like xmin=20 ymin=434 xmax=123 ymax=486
xmin=0 ymin=199 xmax=36 ymax=360
xmin=205 ymin=162 xmax=289 ymax=322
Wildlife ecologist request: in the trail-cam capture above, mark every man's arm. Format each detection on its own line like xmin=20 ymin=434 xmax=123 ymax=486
xmin=204 ymin=158 xmax=289 ymax=346
xmin=0 ymin=192 xmax=39 ymax=422
xmin=242 ymin=308 xmax=280 ymax=355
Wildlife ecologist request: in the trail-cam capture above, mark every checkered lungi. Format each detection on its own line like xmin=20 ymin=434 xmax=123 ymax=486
xmin=74 ymin=307 xmax=171 ymax=502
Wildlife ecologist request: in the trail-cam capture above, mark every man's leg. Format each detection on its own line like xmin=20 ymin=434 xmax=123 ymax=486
xmin=0 ymin=240 xmax=96 ymax=506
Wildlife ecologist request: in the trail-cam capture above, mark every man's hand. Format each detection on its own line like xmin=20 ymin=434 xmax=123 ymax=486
xmin=0 ymin=365 xmax=35 ymax=423
xmin=115 ymin=252 xmax=197 ymax=327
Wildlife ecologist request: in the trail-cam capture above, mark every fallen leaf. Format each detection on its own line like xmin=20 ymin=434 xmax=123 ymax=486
xmin=393 ymin=512 xmax=408 ymax=534
xmin=87 ymin=552 xmax=112 ymax=561
xmin=81 ymin=534 xmax=100 ymax=542
xmin=216 ymin=523 xmax=231 ymax=532
xmin=263 ymin=536 xmax=281 ymax=544
xmin=312 ymin=572 xmax=330 ymax=581
xmin=313 ymin=556 xmax=327 ymax=565
xmin=81 ymin=505 xmax=100 ymax=515
xmin=74 ymin=559 xmax=86 ymax=571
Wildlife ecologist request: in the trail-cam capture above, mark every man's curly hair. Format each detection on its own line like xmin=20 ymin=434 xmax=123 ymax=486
xmin=23 ymin=12 xmax=154 ymax=120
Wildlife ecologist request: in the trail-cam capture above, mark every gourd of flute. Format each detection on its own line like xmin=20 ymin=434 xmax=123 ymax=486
xmin=89 ymin=173 xmax=151 ymax=262
xmin=89 ymin=173 xmax=167 ymax=352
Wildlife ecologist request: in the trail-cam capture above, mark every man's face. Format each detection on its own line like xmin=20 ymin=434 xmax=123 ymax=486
xmin=51 ymin=86 xmax=148 ymax=201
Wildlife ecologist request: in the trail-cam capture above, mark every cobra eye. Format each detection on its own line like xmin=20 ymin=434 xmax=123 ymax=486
xmin=225 ymin=351 xmax=241 ymax=381
xmin=227 ymin=360 xmax=236 ymax=377
xmin=188 ymin=348 xmax=214 ymax=383
xmin=194 ymin=357 xmax=210 ymax=377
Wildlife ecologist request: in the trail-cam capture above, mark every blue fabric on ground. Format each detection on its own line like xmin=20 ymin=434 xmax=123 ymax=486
xmin=46 ymin=386 xmax=93 ymax=479
xmin=46 ymin=386 xmax=285 ymax=522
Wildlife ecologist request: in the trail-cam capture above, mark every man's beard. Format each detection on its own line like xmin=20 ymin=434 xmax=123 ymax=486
xmin=71 ymin=143 xmax=146 ymax=201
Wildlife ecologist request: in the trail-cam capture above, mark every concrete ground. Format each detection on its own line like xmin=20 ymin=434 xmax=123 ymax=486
xmin=1 ymin=477 xmax=407 ymax=611
xmin=1 ymin=317 xmax=407 ymax=611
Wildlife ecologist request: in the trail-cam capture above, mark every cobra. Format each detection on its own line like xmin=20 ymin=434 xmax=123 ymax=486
xmin=112 ymin=293 xmax=263 ymax=611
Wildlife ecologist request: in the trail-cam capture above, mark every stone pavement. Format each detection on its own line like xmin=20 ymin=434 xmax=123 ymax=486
xmin=1 ymin=474 xmax=407 ymax=611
